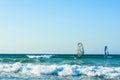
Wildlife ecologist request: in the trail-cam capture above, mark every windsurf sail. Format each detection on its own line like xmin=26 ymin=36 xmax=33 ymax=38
xmin=77 ymin=42 xmax=84 ymax=57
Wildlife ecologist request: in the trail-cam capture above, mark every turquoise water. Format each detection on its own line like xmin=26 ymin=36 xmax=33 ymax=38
xmin=0 ymin=54 xmax=120 ymax=80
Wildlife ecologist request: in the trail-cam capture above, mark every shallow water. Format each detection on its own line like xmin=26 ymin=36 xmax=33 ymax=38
xmin=0 ymin=54 xmax=120 ymax=80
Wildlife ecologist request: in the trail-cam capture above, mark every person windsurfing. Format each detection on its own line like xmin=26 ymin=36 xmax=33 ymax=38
xmin=77 ymin=42 xmax=84 ymax=57
xmin=104 ymin=46 xmax=109 ymax=57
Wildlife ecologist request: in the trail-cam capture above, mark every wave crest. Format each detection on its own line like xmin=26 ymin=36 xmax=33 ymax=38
xmin=0 ymin=62 xmax=120 ymax=80
xmin=26 ymin=55 xmax=52 ymax=59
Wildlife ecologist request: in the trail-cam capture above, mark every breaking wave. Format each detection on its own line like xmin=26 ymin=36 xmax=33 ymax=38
xmin=0 ymin=62 xmax=120 ymax=80
xmin=26 ymin=55 xmax=52 ymax=59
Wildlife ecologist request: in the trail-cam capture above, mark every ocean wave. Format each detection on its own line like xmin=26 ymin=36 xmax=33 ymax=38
xmin=0 ymin=62 xmax=120 ymax=79
xmin=26 ymin=55 xmax=52 ymax=59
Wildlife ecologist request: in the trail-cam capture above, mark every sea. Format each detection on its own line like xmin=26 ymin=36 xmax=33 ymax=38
xmin=0 ymin=53 xmax=120 ymax=80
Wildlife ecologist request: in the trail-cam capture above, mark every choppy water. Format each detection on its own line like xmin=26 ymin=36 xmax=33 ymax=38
xmin=0 ymin=54 xmax=120 ymax=80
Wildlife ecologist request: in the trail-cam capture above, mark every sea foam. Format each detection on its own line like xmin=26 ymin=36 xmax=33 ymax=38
xmin=0 ymin=62 xmax=120 ymax=79
xmin=26 ymin=55 xmax=52 ymax=59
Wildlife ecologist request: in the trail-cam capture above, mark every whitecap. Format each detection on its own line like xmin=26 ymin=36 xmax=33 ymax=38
xmin=0 ymin=63 xmax=120 ymax=79
xmin=26 ymin=55 xmax=52 ymax=59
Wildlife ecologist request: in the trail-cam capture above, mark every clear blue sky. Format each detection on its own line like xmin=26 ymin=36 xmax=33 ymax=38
xmin=0 ymin=0 xmax=120 ymax=54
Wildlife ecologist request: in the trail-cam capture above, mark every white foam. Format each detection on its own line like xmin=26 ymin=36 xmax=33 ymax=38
xmin=0 ymin=62 xmax=120 ymax=79
xmin=26 ymin=55 xmax=52 ymax=59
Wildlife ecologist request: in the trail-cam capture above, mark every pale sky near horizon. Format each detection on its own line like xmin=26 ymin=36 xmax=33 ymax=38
xmin=0 ymin=0 xmax=120 ymax=54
